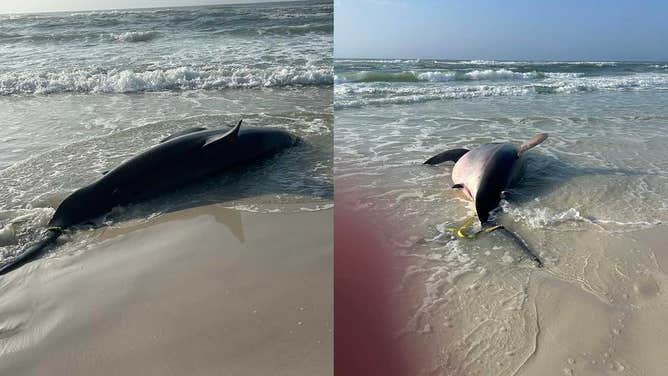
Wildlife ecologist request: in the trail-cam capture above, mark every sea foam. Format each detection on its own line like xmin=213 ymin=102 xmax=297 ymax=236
xmin=109 ymin=31 xmax=161 ymax=42
xmin=0 ymin=66 xmax=333 ymax=95
xmin=335 ymin=71 xmax=668 ymax=108
xmin=336 ymin=69 xmax=545 ymax=84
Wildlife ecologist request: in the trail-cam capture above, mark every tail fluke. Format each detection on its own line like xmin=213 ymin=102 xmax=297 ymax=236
xmin=0 ymin=228 xmax=63 ymax=276
xmin=424 ymin=148 xmax=469 ymax=165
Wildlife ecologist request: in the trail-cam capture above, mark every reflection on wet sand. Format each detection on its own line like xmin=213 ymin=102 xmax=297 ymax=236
xmin=0 ymin=205 xmax=333 ymax=376
xmin=99 ymin=204 xmax=246 ymax=243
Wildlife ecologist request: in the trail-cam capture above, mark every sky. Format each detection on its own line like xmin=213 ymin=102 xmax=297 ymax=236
xmin=0 ymin=0 xmax=292 ymax=14
xmin=335 ymin=0 xmax=668 ymax=61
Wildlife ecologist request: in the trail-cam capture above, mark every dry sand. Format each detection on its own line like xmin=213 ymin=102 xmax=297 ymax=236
xmin=0 ymin=205 xmax=332 ymax=376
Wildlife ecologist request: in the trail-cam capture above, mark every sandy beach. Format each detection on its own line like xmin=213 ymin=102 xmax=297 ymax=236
xmin=0 ymin=205 xmax=332 ymax=376
xmin=341 ymin=197 xmax=668 ymax=375
xmin=335 ymin=55 xmax=668 ymax=374
xmin=0 ymin=2 xmax=333 ymax=374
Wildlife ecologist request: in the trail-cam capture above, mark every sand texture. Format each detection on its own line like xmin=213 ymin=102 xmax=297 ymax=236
xmin=0 ymin=205 xmax=332 ymax=376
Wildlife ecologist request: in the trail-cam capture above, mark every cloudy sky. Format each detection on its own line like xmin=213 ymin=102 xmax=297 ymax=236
xmin=335 ymin=0 xmax=668 ymax=61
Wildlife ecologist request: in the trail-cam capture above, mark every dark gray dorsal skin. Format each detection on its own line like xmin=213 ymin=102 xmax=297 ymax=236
xmin=49 ymin=121 xmax=298 ymax=228
xmin=0 ymin=121 xmax=299 ymax=275
xmin=159 ymin=127 xmax=208 ymax=143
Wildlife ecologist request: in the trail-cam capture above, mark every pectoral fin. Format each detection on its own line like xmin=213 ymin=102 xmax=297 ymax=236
xmin=424 ymin=148 xmax=469 ymax=165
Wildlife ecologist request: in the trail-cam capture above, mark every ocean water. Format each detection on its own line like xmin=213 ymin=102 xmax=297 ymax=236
xmin=0 ymin=1 xmax=332 ymax=266
xmin=336 ymin=59 xmax=668 ymax=374
xmin=0 ymin=1 xmax=332 ymax=96
xmin=336 ymin=59 xmax=668 ymax=108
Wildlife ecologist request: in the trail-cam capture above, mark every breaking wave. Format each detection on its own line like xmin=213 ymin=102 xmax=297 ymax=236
xmin=0 ymin=66 xmax=333 ymax=95
xmin=335 ymin=69 xmax=546 ymax=83
xmin=109 ymin=31 xmax=161 ymax=42
xmin=335 ymin=59 xmax=668 ymax=108
xmin=335 ymin=72 xmax=668 ymax=108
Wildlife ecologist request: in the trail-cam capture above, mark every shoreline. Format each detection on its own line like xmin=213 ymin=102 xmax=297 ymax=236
xmin=0 ymin=204 xmax=333 ymax=376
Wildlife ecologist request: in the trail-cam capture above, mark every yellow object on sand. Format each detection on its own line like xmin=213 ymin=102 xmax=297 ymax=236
xmin=446 ymin=217 xmax=504 ymax=239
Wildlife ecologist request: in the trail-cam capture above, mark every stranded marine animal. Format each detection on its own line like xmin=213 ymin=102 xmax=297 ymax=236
xmin=0 ymin=120 xmax=299 ymax=275
xmin=425 ymin=133 xmax=548 ymax=266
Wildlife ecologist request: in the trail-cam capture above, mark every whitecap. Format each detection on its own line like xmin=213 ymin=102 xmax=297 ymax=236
xmin=109 ymin=31 xmax=161 ymax=43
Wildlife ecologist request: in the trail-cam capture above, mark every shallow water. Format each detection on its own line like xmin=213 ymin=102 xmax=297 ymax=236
xmin=336 ymin=59 xmax=668 ymax=375
xmin=0 ymin=1 xmax=332 ymax=269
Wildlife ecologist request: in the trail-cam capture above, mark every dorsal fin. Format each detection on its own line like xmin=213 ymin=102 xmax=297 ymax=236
xmin=230 ymin=119 xmax=242 ymax=137
xmin=202 ymin=119 xmax=243 ymax=147
xmin=160 ymin=127 xmax=208 ymax=143
xmin=518 ymin=133 xmax=548 ymax=156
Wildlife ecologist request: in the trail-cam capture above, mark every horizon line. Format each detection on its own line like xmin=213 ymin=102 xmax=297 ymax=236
xmin=334 ymin=57 xmax=668 ymax=63
xmin=0 ymin=0 xmax=312 ymax=16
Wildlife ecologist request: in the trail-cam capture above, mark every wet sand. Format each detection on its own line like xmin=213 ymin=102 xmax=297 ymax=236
xmin=0 ymin=205 xmax=332 ymax=376
xmin=334 ymin=187 xmax=668 ymax=375
xmin=334 ymin=82 xmax=668 ymax=375
xmin=391 ymin=224 xmax=668 ymax=376
xmin=504 ymin=225 xmax=667 ymax=376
